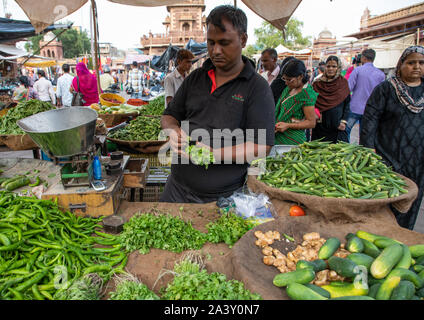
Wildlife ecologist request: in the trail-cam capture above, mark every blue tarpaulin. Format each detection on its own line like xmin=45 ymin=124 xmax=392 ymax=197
xmin=0 ymin=17 xmax=71 ymax=43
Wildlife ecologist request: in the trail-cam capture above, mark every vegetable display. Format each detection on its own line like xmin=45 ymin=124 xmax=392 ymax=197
xmin=256 ymin=141 xmax=408 ymax=199
xmin=118 ymin=212 xmax=207 ymax=254
xmin=94 ymin=103 xmax=145 ymax=115
xmin=138 ymin=95 xmax=165 ymax=116
xmin=109 ymin=274 xmax=160 ymax=300
xmin=118 ymin=211 xmax=255 ymax=255
xmin=0 ymin=191 xmax=127 ymax=300
xmin=160 ymin=256 xmax=262 ymax=300
xmin=0 ymin=100 xmax=54 ymax=135
xmin=108 ymin=115 xmax=162 ymax=141
xmin=256 ymin=229 xmax=424 ymax=300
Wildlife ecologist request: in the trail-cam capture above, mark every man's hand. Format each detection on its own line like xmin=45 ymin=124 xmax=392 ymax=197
xmin=164 ymin=126 xmax=189 ymax=158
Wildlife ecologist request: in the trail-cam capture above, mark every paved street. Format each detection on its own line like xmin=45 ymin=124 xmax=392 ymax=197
xmin=0 ymin=122 xmax=423 ymax=234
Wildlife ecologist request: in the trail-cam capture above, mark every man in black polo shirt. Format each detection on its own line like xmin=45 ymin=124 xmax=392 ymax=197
xmin=160 ymin=5 xmax=275 ymax=203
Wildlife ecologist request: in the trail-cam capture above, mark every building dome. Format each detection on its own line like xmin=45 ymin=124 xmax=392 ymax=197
xmin=318 ymin=28 xmax=333 ymax=39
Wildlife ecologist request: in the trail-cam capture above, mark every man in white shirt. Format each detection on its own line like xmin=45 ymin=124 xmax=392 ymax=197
xmin=56 ymin=64 xmax=74 ymax=107
xmin=164 ymin=49 xmax=195 ymax=108
xmin=33 ymin=70 xmax=56 ymax=105
xmin=260 ymin=48 xmax=280 ymax=85
xmin=100 ymin=66 xmax=115 ymax=91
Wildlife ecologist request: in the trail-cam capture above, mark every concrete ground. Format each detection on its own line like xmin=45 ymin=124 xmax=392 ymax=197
xmin=1 ymin=122 xmax=423 ymax=234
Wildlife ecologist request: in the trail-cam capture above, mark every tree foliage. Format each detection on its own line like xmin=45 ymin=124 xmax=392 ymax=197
xmin=242 ymin=44 xmax=259 ymax=59
xmin=25 ymin=23 xmax=91 ymax=59
xmin=254 ymin=18 xmax=311 ymax=51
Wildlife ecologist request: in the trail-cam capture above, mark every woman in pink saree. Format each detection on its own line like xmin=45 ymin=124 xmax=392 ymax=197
xmin=70 ymin=62 xmax=100 ymax=106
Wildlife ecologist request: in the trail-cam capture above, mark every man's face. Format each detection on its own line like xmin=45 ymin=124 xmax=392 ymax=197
xmin=207 ymin=18 xmax=247 ymax=71
xmin=261 ymin=52 xmax=276 ymax=72
xmin=178 ymin=58 xmax=193 ymax=74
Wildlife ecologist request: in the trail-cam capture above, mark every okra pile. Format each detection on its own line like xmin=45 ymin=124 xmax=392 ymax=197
xmin=0 ymin=99 xmax=55 ymax=135
xmin=258 ymin=141 xmax=408 ymax=199
xmin=138 ymin=95 xmax=165 ymax=116
xmin=108 ymin=115 xmax=162 ymax=141
xmin=0 ymin=192 xmax=127 ymax=300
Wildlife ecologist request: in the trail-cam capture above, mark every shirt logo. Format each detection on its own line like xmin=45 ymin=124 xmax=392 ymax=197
xmin=232 ymin=94 xmax=245 ymax=102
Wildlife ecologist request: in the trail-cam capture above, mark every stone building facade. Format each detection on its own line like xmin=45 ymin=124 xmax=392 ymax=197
xmin=39 ymin=32 xmax=63 ymax=60
xmin=140 ymin=0 xmax=206 ymax=55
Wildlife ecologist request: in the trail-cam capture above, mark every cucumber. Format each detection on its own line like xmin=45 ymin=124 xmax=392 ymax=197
xmin=318 ymin=237 xmax=341 ymax=260
xmin=370 ymin=244 xmax=403 ymax=279
xmin=368 ymin=283 xmax=381 ymax=299
xmin=347 ymin=253 xmax=374 ymax=272
xmin=411 ymin=295 xmax=422 ymax=300
xmin=303 ymin=283 xmax=331 ymax=299
xmin=356 ymin=230 xmax=383 ymax=243
xmin=387 ymin=268 xmax=424 ymax=289
xmin=346 ymin=236 xmax=364 ymax=253
xmin=328 ymin=256 xmax=358 ymax=278
xmin=321 ymin=282 xmax=368 ymax=298
xmin=296 ymin=259 xmax=327 ymax=272
xmin=374 ymin=238 xmax=400 ymax=249
xmin=419 ymin=270 xmax=424 ymax=281
xmin=330 ymin=295 xmax=375 ymax=300
xmin=362 ymin=238 xmax=381 ymax=258
xmin=273 ymin=268 xmax=315 ymax=287
xmin=376 ymin=276 xmax=401 ymax=300
xmin=416 ymin=287 xmax=424 ymax=298
xmin=5 ymin=177 xmax=30 ymax=191
xmin=390 ymin=280 xmax=415 ymax=300
xmin=415 ymin=255 xmax=424 ymax=266
xmin=345 ymin=233 xmax=356 ymax=241
xmin=368 ymin=277 xmax=385 ymax=286
xmin=409 ymin=245 xmax=424 ymax=258
xmin=356 ymin=230 xmax=401 ymax=244
xmin=395 ymin=245 xmax=412 ymax=270
xmin=286 ymin=283 xmax=328 ymax=300
xmin=414 ymin=265 xmax=424 ymax=273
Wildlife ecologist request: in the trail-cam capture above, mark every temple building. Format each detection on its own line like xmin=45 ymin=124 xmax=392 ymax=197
xmin=312 ymin=28 xmax=337 ymax=61
xmin=39 ymin=31 xmax=63 ymax=60
xmin=140 ymin=0 xmax=206 ymax=55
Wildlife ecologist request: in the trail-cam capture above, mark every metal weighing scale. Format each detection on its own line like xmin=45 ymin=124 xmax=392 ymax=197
xmin=18 ymin=107 xmax=130 ymax=217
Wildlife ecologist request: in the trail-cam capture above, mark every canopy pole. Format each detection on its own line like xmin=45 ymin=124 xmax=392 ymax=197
xmin=234 ymin=0 xmax=237 ymax=8
xmin=91 ymin=0 xmax=101 ymax=95
xmin=418 ymin=28 xmax=421 ymax=45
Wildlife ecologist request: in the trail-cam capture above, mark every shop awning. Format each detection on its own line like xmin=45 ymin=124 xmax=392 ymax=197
xmin=0 ymin=44 xmax=29 ymax=60
xmin=23 ymin=60 xmax=57 ymax=68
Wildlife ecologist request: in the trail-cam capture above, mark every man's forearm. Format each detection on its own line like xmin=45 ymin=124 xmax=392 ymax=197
xmin=214 ymin=142 xmax=272 ymax=163
xmin=161 ymin=115 xmax=180 ymax=131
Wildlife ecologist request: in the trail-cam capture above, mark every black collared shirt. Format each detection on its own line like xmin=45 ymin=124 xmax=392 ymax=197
xmin=163 ymin=56 xmax=275 ymax=197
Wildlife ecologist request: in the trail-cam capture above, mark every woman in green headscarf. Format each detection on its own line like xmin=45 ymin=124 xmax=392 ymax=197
xmin=274 ymin=59 xmax=318 ymax=145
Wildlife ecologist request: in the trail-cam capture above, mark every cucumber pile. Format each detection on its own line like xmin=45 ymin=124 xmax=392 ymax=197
xmin=273 ymin=230 xmax=424 ymax=300
xmin=257 ymin=141 xmax=408 ymax=199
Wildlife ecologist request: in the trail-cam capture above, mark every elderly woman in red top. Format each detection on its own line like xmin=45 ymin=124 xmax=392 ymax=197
xmin=70 ymin=62 xmax=100 ymax=106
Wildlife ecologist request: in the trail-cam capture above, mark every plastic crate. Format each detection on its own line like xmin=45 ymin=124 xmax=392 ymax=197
xmin=142 ymin=185 xmax=165 ymax=202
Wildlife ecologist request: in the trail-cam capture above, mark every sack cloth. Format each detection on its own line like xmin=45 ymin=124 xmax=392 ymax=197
xmin=230 ymin=215 xmax=424 ymax=300
xmin=247 ymin=173 xmax=418 ymax=224
xmin=0 ymin=134 xmax=38 ymax=150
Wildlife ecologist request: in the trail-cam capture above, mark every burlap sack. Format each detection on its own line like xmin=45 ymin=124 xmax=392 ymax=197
xmin=247 ymin=173 xmax=418 ymax=224
xmin=107 ymin=137 xmax=168 ymax=154
xmin=230 ymin=215 xmax=424 ymax=300
xmin=0 ymin=134 xmax=38 ymax=150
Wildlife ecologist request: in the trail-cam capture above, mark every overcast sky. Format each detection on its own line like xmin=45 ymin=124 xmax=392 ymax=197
xmin=3 ymin=0 xmax=423 ymax=50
